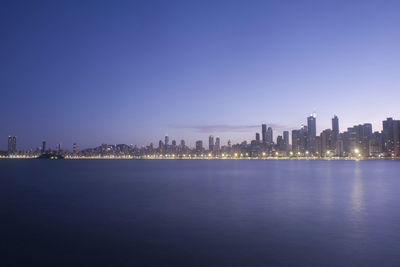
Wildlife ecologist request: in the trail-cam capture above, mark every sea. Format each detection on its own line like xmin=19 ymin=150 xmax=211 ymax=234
xmin=1 ymin=159 xmax=400 ymax=266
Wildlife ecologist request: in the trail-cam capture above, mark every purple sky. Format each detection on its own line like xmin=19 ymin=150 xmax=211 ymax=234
xmin=1 ymin=0 xmax=400 ymax=150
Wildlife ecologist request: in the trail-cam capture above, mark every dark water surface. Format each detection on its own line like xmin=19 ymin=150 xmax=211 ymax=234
xmin=1 ymin=159 xmax=400 ymax=266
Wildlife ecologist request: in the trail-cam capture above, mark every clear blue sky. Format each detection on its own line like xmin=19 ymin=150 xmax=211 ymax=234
xmin=1 ymin=0 xmax=399 ymax=150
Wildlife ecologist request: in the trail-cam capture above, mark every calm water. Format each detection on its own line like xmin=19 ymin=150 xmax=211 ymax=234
xmin=1 ymin=159 xmax=400 ymax=266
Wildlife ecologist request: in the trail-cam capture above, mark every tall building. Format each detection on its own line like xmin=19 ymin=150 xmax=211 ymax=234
xmin=42 ymin=141 xmax=46 ymax=154
xmin=332 ymin=115 xmax=339 ymax=151
xmin=307 ymin=115 xmax=316 ymax=153
xmin=12 ymin=136 xmax=17 ymax=154
xmin=342 ymin=124 xmax=372 ymax=156
xmin=8 ymin=136 xmax=13 ymax=154
xmin=195 ymin=140 xmax=203 ymax=153
xmin=382 ymin=118 xmax=400 ymax=156
xmin=277 ymin=136 xmax=285 ymax=151
xmin=262 ymin=124 xmax=267 ymax=143
xmin=369 ymin=132 xmax=383 ymax=156
xmin=283 ymin=131 xmax=289 ymax=150
xmin=180 ymin=140 xmax=185 ymax=147
xmin=332 ymin=115 xmax=339 ymax=135
xmin=266 ymin=127 xmax=273 ymax=143
xmin=255 ymin=133 xmax=260 ymax=142
xmin=209 ymin=135 xmax=214 ymax=151
xmin=158 ymin=140 xmax=163 ymax=150
xmin=320 ymin=129 xmax=334 ymax=156
xmin=215 ymin=137 xmax=221 ymax=151
xmin=56 ymin=143 xmax=62 ymax=155
xmin=292 ymin=126 xmax=308 ymax=154
xmin=164 ymin=135 xmax=169 ymax=146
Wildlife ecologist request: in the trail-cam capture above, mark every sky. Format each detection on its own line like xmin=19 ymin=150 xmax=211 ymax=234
xmin=1 ymin=0 xmax=400 ymax=150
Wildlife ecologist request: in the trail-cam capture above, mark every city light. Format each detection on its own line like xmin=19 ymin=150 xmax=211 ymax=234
xmin=3 ymin=116 xmax=399 ymax=160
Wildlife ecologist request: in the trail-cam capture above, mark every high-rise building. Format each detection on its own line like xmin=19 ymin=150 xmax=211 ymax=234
xmin=8 ymin=136 xmax=12 ymax=154
xmin=382 ymin=118 xmax=400 ymax=156
xmin=42 ymin=141 xmax=46 ymax=154
xmin=195 ymin=140 xmax=203 ymax=153
xmin=292 ymin=126 xmax=308 ymax=154
xmin=158 ymin=140 xmax=163 ymax=150
xmin=277 ymin=136 xmax=285 ymax=151
xmin=332 ymin=115 xmax=339 ymax=135
xmin=369 ymin=132 xmax=383 ymax=156
xmin=342 ymin=123 xmax=372 ymax=156
xmin=307 ymin=115 xmax=316 ymax=153
xmin=266 ymin=127 xmax=273 ymax=144
xmin=172 ymin=140 xmax=176 ymax=146
xmin=56 ymin=143 xmax=62 ymax=155
xmin=332 ymin=115 xmax=339 ymax=151
xmin=215 ymin=137 xmax=220 ymax=151
xmin=283 ymin=131 xmax=289 ymax=150
xmin=164 ymin=135 xmax=169 ymax=146
xmin=12 ymin=136 xmax=17 ymax=154
xmin=255 ymin=133 xmax=260 ymax=142
xmin=262 ymin=124 xmax=267 ymax=143
xmin=320 ymin=129 xmax=334 ymax=156
xmin=209 ymin=135 xmax=214 ymax=151
xmin=180 ymin=140 xmax=185 ymax=147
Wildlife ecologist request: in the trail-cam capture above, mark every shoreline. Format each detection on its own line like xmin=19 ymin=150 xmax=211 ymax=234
xmin=1 ymin=156 xmax=400 ymax=161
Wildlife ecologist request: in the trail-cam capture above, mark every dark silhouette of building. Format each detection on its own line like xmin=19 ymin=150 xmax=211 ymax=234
xmin=266 ymin=127 xmax=273 ymax=144
xmin=262 ymin=124 xmax=267 ymax=143
xmin=42 ymin=141 xmax=46 ymax=154
xmin=208 ymin=135 xmax=214 ymax=151
xmin=215 ymin=137 xmax=220 ymax=151
xmin=283 ymin=131 xmax=289 ymax=151
xmin=196 ymin=140 xmax=203 ymax=154
xmin=8 ymin=136 xmax=12 ymax=154
xmin=307 ymin=115 xmax=316 ymax=153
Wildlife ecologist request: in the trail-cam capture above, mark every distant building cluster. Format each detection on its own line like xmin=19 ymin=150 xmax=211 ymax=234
xmin=3 ymin=115 xmax=400 ymax=159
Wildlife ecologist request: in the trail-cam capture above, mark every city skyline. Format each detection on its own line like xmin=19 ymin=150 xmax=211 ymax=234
xmin=1 ymin=1 xmax=400 ymax=149
xmin=4 ymin=113 xmax=400 ymax=159
xmin=3 ymin=113 xmax=400 ymax=151
xmin=3 ymin=112 xmax=400 ymax=151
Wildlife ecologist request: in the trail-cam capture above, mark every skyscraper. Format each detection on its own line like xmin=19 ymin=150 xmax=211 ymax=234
xmin=266 ymin=127 xmax=273 ymax=144
xmin=292 ymin=126 xmax=308 ymax=154
xmin=320 ymin=129 xmax=334 ymax=156
xmin=307 ymin=115 xmax=316 ymax=153
xmin=332 ymin=115 xmax=339 ymax=151
xmin=262 ymin=124 xmax=267 ymax=143
xmin=158 ymin=140 xmax=163 ymax=150
xmin=255 ymin=133 xmax=260 ymax=142
xmin=195 ymin=140 xmax=203 ymax=153
xmin=215 ymin=137 xmax=220 ymax=151
xmin=382 ymin=118 xmax=400 ymax=156
xmin=164 ymin=135 xmax=169 ymax=146
xmin=209 ymin=135 xmax=214 ymax=151
xmin=12 ymin=136 xmax=17 ymax=154
xmin=277 ymin=136 xmax=285 ymax=151
xmin=332 ymin=115 xmax=339 ymax=135
xmin=283 ymin=131 xmax=289 ymax=150
xmin=8 ymin=136 xmax=12 ymax=154
xmin=42 ymin=141 xmax=46 ymax=154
